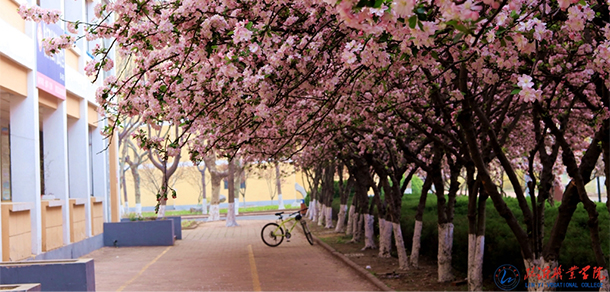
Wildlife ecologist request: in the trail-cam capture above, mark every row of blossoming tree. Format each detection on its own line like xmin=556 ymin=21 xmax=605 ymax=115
xmin=18 ymin=0 xmax=609 ymax=290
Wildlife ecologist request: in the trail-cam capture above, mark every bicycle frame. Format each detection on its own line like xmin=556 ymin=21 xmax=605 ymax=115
xmin=271 ymin=217 xmax=299 ymax=237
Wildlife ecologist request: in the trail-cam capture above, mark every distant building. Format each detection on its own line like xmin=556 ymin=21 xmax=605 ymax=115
xmin=0 ymin=0 xmax=120 ymax=261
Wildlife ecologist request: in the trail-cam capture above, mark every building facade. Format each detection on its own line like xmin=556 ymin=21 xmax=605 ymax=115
xmin=0 ymin=0 xmax=120 ymax=261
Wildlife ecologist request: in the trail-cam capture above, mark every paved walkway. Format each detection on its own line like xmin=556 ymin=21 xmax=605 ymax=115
xmin=84 ymin=219 xmax=380 ymax=291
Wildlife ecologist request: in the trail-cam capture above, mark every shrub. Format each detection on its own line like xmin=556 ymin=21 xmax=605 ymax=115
xmin=332 ymin=194 xmax=610 ymax=281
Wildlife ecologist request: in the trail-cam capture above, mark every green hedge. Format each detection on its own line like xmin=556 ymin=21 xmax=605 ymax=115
xmin=333 ymin=193 xmax=610 ymax=279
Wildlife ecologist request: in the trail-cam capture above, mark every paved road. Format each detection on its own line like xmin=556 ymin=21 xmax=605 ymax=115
xmin=84 ymin=218 xmax=380 ymax=291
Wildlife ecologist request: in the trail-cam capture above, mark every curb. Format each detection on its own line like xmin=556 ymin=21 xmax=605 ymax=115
xmin=311 ymin=233 xmax=394 ymax=291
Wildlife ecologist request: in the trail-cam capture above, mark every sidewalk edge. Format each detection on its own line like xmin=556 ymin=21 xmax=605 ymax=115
xmin=312 ymin=234 xmax=394 ymax=291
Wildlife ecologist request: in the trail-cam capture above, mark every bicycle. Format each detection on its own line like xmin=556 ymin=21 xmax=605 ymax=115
xmin=261 ymin=209 xmax=314 ymax=247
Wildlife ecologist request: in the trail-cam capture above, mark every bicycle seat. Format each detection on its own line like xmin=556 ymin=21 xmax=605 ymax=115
xmin=275 ymin=212 xmax=284 ymax=216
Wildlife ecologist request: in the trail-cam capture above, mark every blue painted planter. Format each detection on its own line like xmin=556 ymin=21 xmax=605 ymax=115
xmin=0 ymin=259 xmax=94 ymax=291
xmin=104 ymin=219 xmax=175 ymax=247
xmin=121 ymin=216 xmax=182 ymax=239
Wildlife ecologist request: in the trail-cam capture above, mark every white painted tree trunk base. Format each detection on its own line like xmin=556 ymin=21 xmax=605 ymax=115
xmin=467 ymin=234 xmax=484 ymax=291
xmin=437 ymin=223 xmax=454 ymax=282
xmin=201 ymin=200 xmax=208 ymax=215
xmin=410 ymin=220 xmax=423 ymax=268
xmin=278 ymin=194 xmax=285 ymax=210
xmin=157 ymin=204 xmax=166 ymax=218
xmin=523 ymin=258 xmax=558 ymax=292
xmin=208 ymin=204 xmax=220 ymax=222
xmin=226 ymin=203 xmax=238 ymax=227
xmin=599 ymin=270 xmax=609 ymax=292
xmin=123 ymin=202 xmax=129 ymax=216
xmin=235 ymin=200 xmax=240 ymax=215
xmin=334 ymin=204 xmax=347 ymax=233
xmin=362 ymin=214 xmax=376 ymax=250
xmin=350 ymin=213 xmax=362 ymax=243
xmin=325 ymin=206 xmax=334 ymax=229
xmin=135 ymin=203 xmax=142 ymax=216
xmin=308 ymin=199 xmax=317 ymax=220
xmin=318 ymin=202 xmax=325 ymax=226
xmin=346 ymin=205 xmax=355 ymax=235
xmin=378 ymin=218 xmax=393 ymax=258
xmin=392 ymin=222 xmax=410 ymax=270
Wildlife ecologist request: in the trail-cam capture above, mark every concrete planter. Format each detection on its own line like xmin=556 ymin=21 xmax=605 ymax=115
xmin=120 ymin=216 xmax=182 ymax=239
xmin=0 ymin=259 xmax=94 ymax=291
xmin=105 ymin=219 xmax=175 ymax=247
xmin=0 ymin=284 xmax=41 ymax=292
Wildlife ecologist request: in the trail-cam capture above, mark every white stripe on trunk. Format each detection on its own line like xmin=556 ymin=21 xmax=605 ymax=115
xmin=410 ymin=220 xmax=423 ymax=268
xmin=437 ymin=223 xmax=454 ymax=282
xmin=157 ymin=204 xmax=166 ymax=218
xmin=226 ymin=202 xmax=238 ymax=227
xmin=201 ymin=199 xmax=208 ymax=215
xmin=392 ymin=222 xmax=410 ymax=270
xmin=599 ymin=269 xmax=609 ymax=292
xmin=334 ymin=204 xmax=348 ymax=233
xmin=207 ymin=204 xmax=220 ymax=222
xmin=468 ymin=234 xmax=484 ymax=291
xmin=346 ymin=205 xmax=355 ymax=236
xmin=317 ymin=202 xmax=325 ymax=226
xmin=523 ymin=258 xmax=558 ymax=291
xmin=278 ymin=194 xmax=285 ymax=210
xmin=325 ymin=206 xmax=334 ymax=229
xmin=135 ymin=203 xmax=142 ymax=216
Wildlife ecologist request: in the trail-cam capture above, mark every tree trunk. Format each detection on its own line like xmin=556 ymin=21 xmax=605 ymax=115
xmin=410 ymin=220 xmax=423 ymax=267
xmin=276 ymin=162 xmax=285 ymax=210
xmin=317 ymin=201 xmax=325 ymax=226
xmin=309 ymin=199 xmax=317 ymax=220
xmin=437 ymin=223 xmax=454 ymax=282
xmin=226 ymin=160 xmax=238 ymax=227
xmin=335 ymin=204 xmax=348 ymax=233
xmin=346 ymin=202 xmax=355 ymax=236
xmin=392 ymin=222 xmax=410 ymax=270
xmin=468 ymin=181 xmax=486 ymax=292
xmin=200 ymin=167 xmax=208 ymax=214
xmin=411 ymin=176 xmax=432 ymax=268
xmin=468 ymin=234 xmax=485 ymax=291
xmin=325 ymin=206 xmax=334 ymax=229
xmin=121 ymin=171 xmax=129 ymax=214
xmin=378 ymin=218 xmax=393 ymax=258
xmin=350 ymin=212 xmax=364 ymax=243
xmin=362 ymin=213 xmax=376 ymax=250
xmin=158 ymin=198 xmax=167 ymax=218
xmin=127 ymin=159 xmax=144 ymax=216
xmin=600 ymin=270 xmax=609 ymax=292
xmin=208 ymin=176 xmax=222 ymax=222
xmin=523 ymin=258 xmax=558 ymax=291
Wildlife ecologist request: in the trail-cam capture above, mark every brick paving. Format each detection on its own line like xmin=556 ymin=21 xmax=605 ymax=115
xmin=83 ymin=219 xmax=380 ymax=291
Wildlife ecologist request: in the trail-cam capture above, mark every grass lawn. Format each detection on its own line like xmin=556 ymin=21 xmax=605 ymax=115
xmin=134 ymin=204 xmax=288 ymax=218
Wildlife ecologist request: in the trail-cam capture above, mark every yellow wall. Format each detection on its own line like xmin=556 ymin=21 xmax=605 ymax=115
xmin=66 ymin=93 xmax=80 ymax=119
xmin=90 ymin=198 xmax=103 ymax=235
xmin=0 ymin=57 xmax=28 ymax=97
xmin=87 ymin=103 xmax=98 ymax=127
xmin=1 ymin=203 xmax=32 ymax=261
xmin=66 ymin=49 xmax=79 ymax=72
xmin=124 ymin=162 xmax=310 ymax=210
xmin=69 ymin=200 xmax=86 ymax=243
xmin=39 ymin=90 xmax=59 ymax=110
xmin=0 ymin=0 xmax=25 ymax=33
xmin=41 ymin=201 xmax=63 ymax=252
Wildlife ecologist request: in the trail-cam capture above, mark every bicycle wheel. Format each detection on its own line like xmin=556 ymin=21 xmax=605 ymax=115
xmin=301 ymin=220 xmax=314 ymax=245
xmin=261 ymin=223 xmax=284 ymax=247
